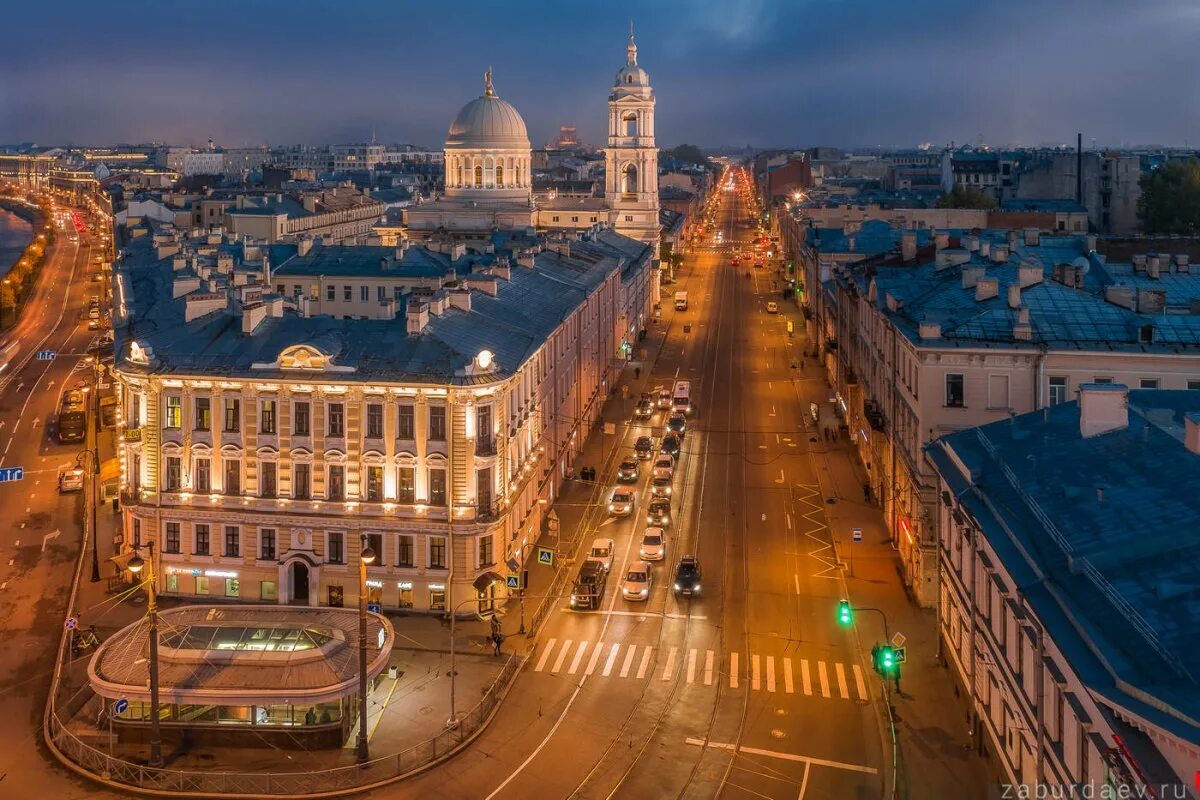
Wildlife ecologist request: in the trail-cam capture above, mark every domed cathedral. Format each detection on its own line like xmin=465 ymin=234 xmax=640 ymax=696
xmin=602 ymin=25 xmax=660 ymax=247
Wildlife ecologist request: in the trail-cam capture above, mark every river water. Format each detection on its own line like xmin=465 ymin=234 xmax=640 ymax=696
xmin=0 ymin=208 xmax=34 ymax=278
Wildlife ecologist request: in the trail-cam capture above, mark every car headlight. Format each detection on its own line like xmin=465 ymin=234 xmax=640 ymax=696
xmin=673 ymin=583 xmax=681 ymax=591
xmin=608 ymin=504 xmax=615 ymax=511
xmin=640 ymin=589 xmax=649 ymax=596
xmin=693 ymin=584 xmax=701 ymax=592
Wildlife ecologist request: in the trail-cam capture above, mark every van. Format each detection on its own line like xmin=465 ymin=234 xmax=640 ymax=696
xmin=672 ymin=380 xmax=691 ymax=415
xmin=674 ymin=291 xmax=688 ymax=311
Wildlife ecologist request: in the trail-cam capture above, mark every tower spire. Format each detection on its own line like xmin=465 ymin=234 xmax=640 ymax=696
xmin=627 ymin=20 xmax=637 ymax=65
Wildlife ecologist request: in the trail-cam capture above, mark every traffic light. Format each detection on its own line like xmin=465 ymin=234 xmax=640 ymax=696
xmin=837 ymin=600 xmax=853 ymax=627
xmin=871 ymin=644 xmax=898 ymax=677
xmin=787 ymin=260 xmax=795 ymax=274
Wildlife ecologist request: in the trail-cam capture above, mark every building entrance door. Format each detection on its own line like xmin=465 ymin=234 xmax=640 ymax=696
xmin=291 ymin=561 xmax=310 ymax=604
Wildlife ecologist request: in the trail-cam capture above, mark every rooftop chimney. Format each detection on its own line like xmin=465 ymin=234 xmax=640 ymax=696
xmin=1018 ymin=263 xmax=1044 ymax=288
xmin=1023 ymin=228 xmax=1041 ymax=246
xmin=935 ymin=232 xmax=950 ymax=250
xmin=961 ymin=266 xmax=985 ymax=289
xmin=1079 ymin=383 xmax=1128 ymax=439
xmin=975 ymin=277 xmax=999 ymax=301
xmin=1186 ymin=412 xmax=1200 ymax=455
xmin=297 ymin=237 xmax=313 ymax=257
xmin=901 ymin=231 xmax=917 ymax=262
xmin=1008 ymin=284 xmax=1021 ymax=308
xmin=918 ymin=321 xmax=941 ymax=339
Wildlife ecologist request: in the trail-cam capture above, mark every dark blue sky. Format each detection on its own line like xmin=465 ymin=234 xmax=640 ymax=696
xmin=1 ymin=0 xmax=1197 ymax=149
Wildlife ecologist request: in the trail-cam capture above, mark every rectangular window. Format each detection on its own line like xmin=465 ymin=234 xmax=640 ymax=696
xmin=165 ymin=522 xmax=181 ymax=554
xmin=261 ymin=580 xmax=278 ymax=601
xmin=224 ymin=526 xmax=240 ymax=557
xmin=326 ymin=284 xmax=335 ymax=301
xmin=987 ymin=374 xmax=1010 ymax=410
xmin=260 ymin=528 xmax=276 ymax=561
xmin=293 ymin=401 xmax=310 ymax=436
xmin=327 ymin=531 xmax=344 ymax=564
xmin=195 ymin=575 xmax=209 ymax=595
xmin=165 ymin=396 xmax=182 ymax=428
xmin=260 ymin=461 xmax=277 ymax=497
xmin=478 ymin=534 xmax=494 ymax=568
xmin=1093 ymin=376 xmax=1114 ymax=385
xmin=366 ymin=403 xmax=383 ymax=438
xmin=194 ymin=397 xmax=211 ymax=430
xmin=429 ymin=536 xmax=447 ymax=570
xmin=327 ymin=465 xmax=345 ymax=500
xmin=194 ymin=457 xmax=211 ymax=493
xmin=365 ymin=532 xmax=384 ymax=566
xmin=194 ymin=524 xmax=210 ymax=555
xmin=398 ymin=535 xmax=414 ymax=567
xmin=366 ymin=465 xmax=383 ymax=501
xmin=260 ymin=400 xmax=277 ymax=434
xmin=1140 ymin=378 xmax=1159 ymax=389
xmin=223 ymin=459 xmax=240 ymax=495
xmin=223 ymin=397 xmax=240 ymax=432
xmin=165 ymin=573 xmax=179 ymax=593
xmin=1048 ymin=376 xmax=1068 ymax=406
xmin=293 ymin=463 xmax=311 ymax=499
xmin=343 ymin=285 xmax=352 ymax=301
xmin=165 ymin=457 xmax=181 ymax=491
xmin=476 ymin=405 xmax=493 ymax=452
xmin=945 ymin=374 xmax=965 ymax=407
xmin=428 ymin=406 xmax=446 ymax=441
xmin=360 ymin=285 xmax=369 ymax=302
xmin=429 ymin=468 xmax=447 ymax=506
xmin=225 ymin=577 xmax=240 ymax=598
xmin=328 ymin=403 xmax=344 ymax=437
xmin=1189 ymin=380 xmax=1200 ymax=391
xmin=397 ymin=466 xmax=415 ymax=503
xmin=397 ymin=404 xmax=415 ymax=439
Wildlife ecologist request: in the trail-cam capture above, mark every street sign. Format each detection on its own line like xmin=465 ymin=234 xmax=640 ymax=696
xmin=114 ymin=698 xmax=129 ymax=715
xmin=36 ymin=350 xmax=56 ymax=361
xmin=537 ymin=547 xmax=554 ymax=566
xmin=65 ymin=616 xmax=78 ymax=631
xmin=0 ymin=467 xmax=25 ymax=483
xmin=851 ymin=527 xmax=863 ymax=543
xmin=603 ymin=422 xmax=616 ymax=435
xmin=505 ymin=574 xmax=521 ymax=590
xmin=894 ymin=646 xmax=907 ymax=665
xmin=891 ymin=631 xmax=907 ymax=649
xmin=506 ymin=557 xmax=520 ymax=573
xmin=367 ymin=603 xmax=382 ymax=614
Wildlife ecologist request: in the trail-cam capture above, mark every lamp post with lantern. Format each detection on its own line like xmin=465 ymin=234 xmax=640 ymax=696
xmin=126 ymin=540 xmax=162 ymax=768
xmin=356 ymin=534 xmax=376 ymax=763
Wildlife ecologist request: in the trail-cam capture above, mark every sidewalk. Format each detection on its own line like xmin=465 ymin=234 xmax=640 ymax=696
xmin=786 ymin=348 xmax=991 ymax=799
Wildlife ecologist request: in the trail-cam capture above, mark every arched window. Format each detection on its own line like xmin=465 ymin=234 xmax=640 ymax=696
xmin=455 ymin=160 xmax=463 ymax=187
xmin=623 ymin=112 xmax=638 ymax=137
xmin=495 ymin=163 xmax=504 ymax=186
xmin=474 ymin=165 xmax=483 ymax=187
xmin=622 ymin=163 xmax=638 ymax=195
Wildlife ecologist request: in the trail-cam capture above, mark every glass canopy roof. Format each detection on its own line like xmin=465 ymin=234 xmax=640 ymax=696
xmin=161 ymin=625 xmax=336 ymax=653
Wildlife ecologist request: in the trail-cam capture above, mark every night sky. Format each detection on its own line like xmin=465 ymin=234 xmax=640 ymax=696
xmin=2 ymin=0 xmax=1197 ymax=150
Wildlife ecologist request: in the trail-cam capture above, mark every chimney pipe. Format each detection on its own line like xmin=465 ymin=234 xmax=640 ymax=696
xmin=1076 ymin=132 xmax=1083 ymax=205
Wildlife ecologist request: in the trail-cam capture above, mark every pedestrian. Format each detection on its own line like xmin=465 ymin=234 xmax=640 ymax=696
xmin=491 ymin=631 xmax=503 ymax=656
xmin=863 ymin=482 xmax=872 ymax=503
xmin=635 ymin=366 xmax=641 ymax=380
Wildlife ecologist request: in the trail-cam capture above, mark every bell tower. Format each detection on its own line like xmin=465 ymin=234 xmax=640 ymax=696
xmin=604 ymin=24 xmax=659 ymax=246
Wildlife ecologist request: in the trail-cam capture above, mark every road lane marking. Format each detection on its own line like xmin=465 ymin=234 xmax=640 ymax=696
xmin=793 ymin=574 xmax=800 ymax=595
xmin=766 ymin=656 xmax=776 ymax=692
xmin=818 ymin=661 xmax=831 ymax=698
xmin=568 ymin=641 xmax=589 ymax=675
xmin=683 ymin=738 xmax=878 ymax=775
xmin=751 ymin=654 xmax=761 ymax=691
xmin=730 ymin=652 xmax=739 ymax=688
xmin=585 ymin=641 xmax=605 ymax=675
xmin=786 ymin=513 xmax=792 ymax=530
xmin=661 ymin=646 xmax=677 ymax=680
xmin=685 ymin=649 xmax=697 ymax=683
xmin=801 ymin=659 xmax=811 ymax=695
xmin=619 ymin=646 xmax=637 ymax=678
xmin=853 ymin=664 xmax=868 ymax=700
xmin=591 ymin=610 xmax=707 ymax=620
xmin=535 ymin=640 xmax=557 ymax=672
xmin=551 ymin=639 xmax=573 ymax=673
xmin=703 ymin=649 xmax=714 ymax=685
xmin=636 ymin=647 xmax=652 ymax=679
xmin=603 ymin=643 xmax=621 ymax=677
xmin=784 ymin=658 xmax=794 ymax=694
xmin=835 ymin=662 xmax=849 ymax=699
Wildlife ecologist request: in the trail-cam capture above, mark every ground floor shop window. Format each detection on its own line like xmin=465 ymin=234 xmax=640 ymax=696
xmin=366 ymin=581 xmax=383 ymax=606
xmin=165 ymin=573 xmax=179 ymax=593
xmin=429 ymin=585 xmax=446 ymax=611
xmin=225 ymin=578 xmax=240 ymax=598
xmin=261 ymin=580 xmax=277 ymax=601
xmin=195 ymin=576 xmax=209 ymax=595
xmin=327 ymin=584 xmax=344 ymax=607
xmin=397 ymin=582 xmax=413 ymax=608
xmin=114 ymin=700 xmax=342 ymax=727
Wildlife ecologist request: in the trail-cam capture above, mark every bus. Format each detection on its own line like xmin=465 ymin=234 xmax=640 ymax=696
xmin=57 ymin=388 xmax=87 ymax=443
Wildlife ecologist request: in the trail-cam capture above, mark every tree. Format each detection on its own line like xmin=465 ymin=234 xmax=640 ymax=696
xmin=1138 ymin=158 xmax=1200 ymax=235
xmin=665 ymin=144 xmax=707 ymax=167
xmin=935 ymin=186 xmax=997 ymax=210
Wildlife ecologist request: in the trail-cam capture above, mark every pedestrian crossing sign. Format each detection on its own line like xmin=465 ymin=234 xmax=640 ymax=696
xmin=894 ymin=646 xmax=907 ymax=665
xmin=506 ymin=574 xmax=521 ymax=590
xmin=537 ymin=547 xmax=553 ymax=566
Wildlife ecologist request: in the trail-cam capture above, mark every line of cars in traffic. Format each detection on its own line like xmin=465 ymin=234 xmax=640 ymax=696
xmin=570 ymin=379 xmax=703 ymax=610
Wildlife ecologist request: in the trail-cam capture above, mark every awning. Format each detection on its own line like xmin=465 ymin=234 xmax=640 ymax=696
xmin=473 ymin=571 xmax=503 ymax=592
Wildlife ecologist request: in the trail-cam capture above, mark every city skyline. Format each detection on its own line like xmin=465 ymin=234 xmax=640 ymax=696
xmin=2 ymin=0 xmax=1198 ymax=150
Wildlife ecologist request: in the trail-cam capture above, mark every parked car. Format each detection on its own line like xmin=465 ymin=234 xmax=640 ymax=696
xmin=660 ymin=434 xmax=681 ymax=458
xmin=639 ymin=528 xmax=666 ymax=561
xmin=586 ymin=537 xmax=616 ymax=572
xmin=646 ymin=497 xmax=672 ymax=526
xmin=622 ymin=561 xmax=653 ymax=601
xmin=673 ymin=555 xmax=702 ymax=597
xmin=635 ymin=436 xmax=655 ymax=460
xmin=616 ymin=457 xmax=640 ymax=483
xmin=57 ymin=468 xmax=84 ymax=493
xmin=608 ymin=490 xmax=636 ymax=517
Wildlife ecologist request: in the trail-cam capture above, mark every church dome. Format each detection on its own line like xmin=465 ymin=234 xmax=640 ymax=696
xmin=445 ymin=71 xmax=530 ymax=150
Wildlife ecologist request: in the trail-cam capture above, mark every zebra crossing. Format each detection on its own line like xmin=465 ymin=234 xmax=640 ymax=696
xmin=532 ymin=638 xmax=871 ymax=701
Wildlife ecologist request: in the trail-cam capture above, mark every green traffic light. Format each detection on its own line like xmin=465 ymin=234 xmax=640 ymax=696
xmin=837 ymin=600 xmax=853 ymax=626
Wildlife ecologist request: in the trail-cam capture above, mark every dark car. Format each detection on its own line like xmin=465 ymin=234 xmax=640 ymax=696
xmin=616 ymin=457 xmax=640 ymax=483
xmin=646 ymin=497 xmax=672 ymax=527
xmin=667 ymin=413 xmax=687 ymax=438
xmin=660 ymin=434 xmax=681 ymax=458
xmin=635 ymin=436 xmax=655 ymax=459
xmin=634 ymin=396 xmax=655 ymax=420
xmin=673 ymin=556 xmax=702 ymax=597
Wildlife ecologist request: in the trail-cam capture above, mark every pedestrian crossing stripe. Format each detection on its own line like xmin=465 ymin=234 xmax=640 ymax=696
xmin=531 ymin=639 xmax=870 ymax=700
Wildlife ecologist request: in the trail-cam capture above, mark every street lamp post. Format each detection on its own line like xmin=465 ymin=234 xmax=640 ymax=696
xmin=516 ymin=541 xmax=534 ymax=635
xmin=126 ymin=541 xmax=162 ymax=768
xmin=356 ymin=534 xmax=376 ymax=763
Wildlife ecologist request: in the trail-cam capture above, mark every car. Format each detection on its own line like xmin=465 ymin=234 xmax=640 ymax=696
xmin=622 ymin=561 xmax=653 ymax=601
xmin=667 ymin=413 xmax=687 ymax=438
xmin=586 ymin=537 xmax=616 ymax=572
xmin=88 ymin=307 xmax=100 ymax=320
xmin=608 ymin=490 xmax=636 ymax=517
xmin=87 ymin=318 xmax=100 ymax=330
xmin=650 ymin=474 xmax=673 ymax=498
xmin=660 ymin=434 xmax=681 ymax=458
xmin=673 ymin=555 xmax=702 ymax=597
xmin=616 ymin=457 xmax=640 ymax=483
xmin=634 ymin=396 xmax=654 ymax=419
xmin=646 ymin=497 xmax=672 ymax=526
xmin=571 ymin=560 xmax=608 ymax=610
xmin=57 ymin=468 xmax=84 ymax=493
xmin=766 ymin=301 xmax=779 ymax=314
xmin=655 ymin=387 xmax=672 ymax=410
xmin=634 ymin=436 xmax=655 ymax=459
xmin=639 ymin=527 xmax=666 ymax=561
xmin=652 ymin=454 xmax=675 ymax=480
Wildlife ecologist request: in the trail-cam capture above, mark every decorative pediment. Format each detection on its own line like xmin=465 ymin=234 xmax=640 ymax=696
xmin=324 ymin=449 xmax=348 ymax=464
xmin=252 ymin=343 xmax=355 ymax=373
xmin=256 ymin=445 xmax=280 ymax=461
xmin=162 ymin=442 xmax=183 ymax=455
xmin=289 ymin=447 xmax=314 ymax=463
xmin=361 ymin=449 xmax=386 ymax=465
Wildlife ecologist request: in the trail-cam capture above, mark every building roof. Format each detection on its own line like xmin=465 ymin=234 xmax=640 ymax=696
xmin=926 ymin=390 xmax=1200 ymax=747
xmin=88 ymin=605 xmax=394 ymax=705
xmin=1000 ymin=198 xmax=1087 ymax=213
xmin=445 ymin=79 xmax=530 ymax=150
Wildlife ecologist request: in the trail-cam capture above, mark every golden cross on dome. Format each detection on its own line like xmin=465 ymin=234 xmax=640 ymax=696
xmin=484 ymin=66 xmax=494 ymax=96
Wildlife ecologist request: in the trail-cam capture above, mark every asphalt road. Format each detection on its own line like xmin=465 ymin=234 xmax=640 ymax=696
xmin=383 ymin=168 xmax=890 ymax=800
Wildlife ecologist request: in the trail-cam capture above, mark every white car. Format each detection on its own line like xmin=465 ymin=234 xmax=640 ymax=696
xmin=652 ymin=455 xmax=675 ymax=480
xmin=622 ymin=560 xmax=652 ymax=601
xmin=766 ymin=301 xmax=779 ymax=314
xmin=57 ymin=468 xmax=84 ymax=493
xmin=608 ymin=490 xmax=636 ymax=517
xmin=639 ymin=528 xmax=666 ymax=561
xmin=586 ymin=537 xmax=615 ymax=572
